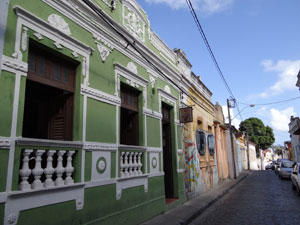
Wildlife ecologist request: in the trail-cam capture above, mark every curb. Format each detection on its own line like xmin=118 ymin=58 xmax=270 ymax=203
xmin=182 ymin=171 xmax=251 ymax=225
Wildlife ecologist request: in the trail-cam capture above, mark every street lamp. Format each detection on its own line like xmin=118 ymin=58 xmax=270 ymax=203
xmin=231 ymin=104 xmax=255 ymax=121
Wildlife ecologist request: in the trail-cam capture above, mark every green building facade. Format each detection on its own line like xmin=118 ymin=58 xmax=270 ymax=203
xmin=0 ymin=1 xmax=186 ymax=224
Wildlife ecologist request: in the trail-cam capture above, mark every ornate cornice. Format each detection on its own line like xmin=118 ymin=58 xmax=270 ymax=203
xmin=143 ymin=108 xmax=162 ymax=120
xmin=1 ymin=55 xmax=28 ymax=76
xmin=83 ymin=142 xmax=118 ymax=151
xmin=81 ymin=85 xmax=121 ymax=105
xmin=0 ymin=138 xmax=10 ymax=149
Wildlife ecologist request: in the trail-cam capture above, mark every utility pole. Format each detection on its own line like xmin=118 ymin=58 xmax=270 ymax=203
xmin=227 ymin=98 xmax=237 ymax=179
xmin=246 ymin=134 xmax=250 ymax=170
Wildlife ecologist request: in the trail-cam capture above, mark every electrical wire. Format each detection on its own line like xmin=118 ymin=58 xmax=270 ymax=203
xmin=185 ymin=0 xmax=235 ymax=99
xmin=238 ymin=96 xmax=300 ymax=106
xmin=82 ymin=0 xmax=212 ymax=113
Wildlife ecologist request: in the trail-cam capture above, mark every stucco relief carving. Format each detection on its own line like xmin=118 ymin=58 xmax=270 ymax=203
xmin=164 ymin=85 xmax=171 ymax=94
xmin=127 ymin=62 xmax=137 ymax=74
xmin=33 ymin=32 xmax=43 ymax=40
xmin=97 ymin=43 xmax=110 ymax=62
xmin=48 ymin=14 xmax=71 ymax=36
xmin=21 ymin=27 xmax=28 ymax=52
xmin=123 ymin=5 xmax=145 ymax=42
xmin=149 ymin=75 xmax=156 ymax=88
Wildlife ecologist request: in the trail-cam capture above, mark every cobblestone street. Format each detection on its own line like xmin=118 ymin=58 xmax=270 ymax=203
xmin=190 ymin=171 xmax=300 ymax=225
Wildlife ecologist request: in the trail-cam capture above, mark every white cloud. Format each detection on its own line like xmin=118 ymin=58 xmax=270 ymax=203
xmin=258 ymin=60 xmax=300 ymax=98
xmin=222 ymin=105 xmax=241 ymax=129
xmin=270 ymin=107 xmax=296 ymax=132
xmin=144 ymin=0 xmax=234 ymax=14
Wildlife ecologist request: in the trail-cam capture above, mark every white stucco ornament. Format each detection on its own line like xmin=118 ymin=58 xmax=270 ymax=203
xmin=48 ymin=14 xmax=71 ymax=36
xmin=149 ymin=75 xmax=156 ymax=88
xmin=127 ymin=62 xmax=137 ymax=74
xmin=97 ymin=43 xmax=110 ymax=62
xmin=164 ymin=85 xmax=171 ymax=94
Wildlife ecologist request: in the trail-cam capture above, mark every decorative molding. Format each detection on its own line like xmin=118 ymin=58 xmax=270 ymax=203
xmin=143 ymin=108 xmax=162 ymax=120
xmin=1 ymin=55 xmax=28 ymax=76
xmin=177 ymin=149 xmax=183 ymax=154
xmin=114 ymin=62 xmax=148 ymax=107
xmin=21 ymin=27 xmax=28 ymax=52
xmin=83 ymin=142 xmax=118 ymax=151
xmin=127 ymin=62 xmax=137 ymax=74
xmin=148 ymin=29 xmax=176 ymax=65
xmin=114 ymin=63 xmax=148 ymax=87
xmin=81 ymin=85 xmax=121 ymax=106
xmin=149 ymin=152 xmax=160 ymax=174
xmin=97 ymin=43 xmax=111 ymax=62
xmin=0 ymin=138 xmax=10 ymax=149
xmin=92 ymin=151 xmax=111 ymax=181
xmin=16 ymin=138 xmax=83 ymax=149
xmin=33 ymin=32 xmax=43 ymax=40
xmin=85 ymin=178 xmax=116 ymax=188
xmin=53 ymin=41 xmax=63 ymax=49
xmin=164 ymin=85 xmax=171 ymax=94
xmin=116 ymin=175 xmax=148 ymax=200
xmin=147 ymin=147 xmax=162 ymax=153
xmin=4 ymin=184 xmax=84 ymax=225
xmin=148 ymin=172 xmax=164 ymax=178
xmin=72 ymin=51 xmax=79 ymax=58
xmin=14 ymin=6 xmax=93 ymax=56
xmin=149 ymin=75 xmax=156 ymax=88
xmin=122 ymin=2 xmax=146 ymax=42
xmin=118 ymin=145 xmax=146 ymax=151
xmin=47 ymin=14 xmax=71 ymax=36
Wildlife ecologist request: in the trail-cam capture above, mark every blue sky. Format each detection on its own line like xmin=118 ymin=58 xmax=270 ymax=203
xmin=137 ymin=0 xmax=300 ymax=145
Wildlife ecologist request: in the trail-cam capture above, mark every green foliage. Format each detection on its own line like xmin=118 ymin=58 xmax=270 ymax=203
xmin=239 ymin=117 xmax=275 ymax=150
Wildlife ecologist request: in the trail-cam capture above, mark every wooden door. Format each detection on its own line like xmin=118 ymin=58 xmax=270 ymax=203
xmin=162 ymin=103 xmax=174 ymax=199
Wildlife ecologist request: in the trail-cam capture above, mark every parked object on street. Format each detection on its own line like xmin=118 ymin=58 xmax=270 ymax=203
xmin=291 ymin=162 xmax=300 ymax=196
xmin=265 ymin=163 xmax=273 ymax=170
xmin=275 ymin=158 xmax=289 ymax=174
xmin=278 ymin=161 xmax=294 ymax=179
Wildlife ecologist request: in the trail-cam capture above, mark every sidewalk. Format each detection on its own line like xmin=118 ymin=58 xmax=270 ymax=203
xmin=141 ymin=171 xmax=251 ymax=225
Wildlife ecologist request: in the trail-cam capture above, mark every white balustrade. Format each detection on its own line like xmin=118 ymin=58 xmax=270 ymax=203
xmin=120 ymin=151 xmax=143 ymax=178
xmin=19 ymin=149 xmax=33 ymax=190
xmin=18 ymin=149 xmax=76 ymax=191
xmin=31 ymin=150 xmax=45 ymax=189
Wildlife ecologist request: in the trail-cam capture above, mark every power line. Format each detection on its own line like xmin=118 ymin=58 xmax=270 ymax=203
xmin=82 ymin=0 xmax=213 ymax=112
xmin=185 ymin=0 xmax=244 ymax=122
xmin=185 ymin=0 xmax=235 ymax=99
xmin=238 ymin=96 xmax=300 ymax=106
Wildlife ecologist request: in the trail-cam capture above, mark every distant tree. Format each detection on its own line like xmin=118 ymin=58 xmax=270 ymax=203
xmin=239 ymin=117 xmax=275 ymax=153
xmin=272 ymin=144 xmax=283 ymax=156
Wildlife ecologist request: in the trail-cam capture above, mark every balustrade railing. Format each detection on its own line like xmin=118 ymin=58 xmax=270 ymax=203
xmin=19 ymin=149 xmax=76 ymax=191
xmin=120 ymin=151 xmax=143 ymax=178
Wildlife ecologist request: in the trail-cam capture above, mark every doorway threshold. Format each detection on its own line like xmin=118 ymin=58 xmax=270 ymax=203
xmin=165 ymin=198 xmax=178 ymax=205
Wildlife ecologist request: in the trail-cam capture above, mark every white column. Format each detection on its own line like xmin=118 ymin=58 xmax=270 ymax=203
xmin=19 ymin=149 xmax=33 ymax=190
xmin=31 ymin=150 xmax=45 ymax=189
xmin=55 ymin=150 xmax=66 ymax=187
xmin=65 ymin=151 xmax=75 ymax=185
xmin=44 ymin=150 xmax=55 ymax=188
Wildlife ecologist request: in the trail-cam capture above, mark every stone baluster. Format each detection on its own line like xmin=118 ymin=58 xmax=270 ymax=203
xmin=44 ymin=150 xmax=56 ymax=188
xmin=55 ymin=150 xmax=66 ymax=186
xmin=128 ymin=152 xmax=134 ymax=177
xmin=124 ymin=152 xmax=130 ymax=177
xmin=134 ymin=152 xmax=139 ymax=176
xmin=19 ymin=149 xmax=33 ymax=190
xmin=138 ymin=152 xmax=143 ymax=175
xmin=120 ymin=152 xmax=125 ymax=178
xmin=65 ymin=151 xmax=75 ymax=185
xmin=31 ymin=150 xmax=45 ymax=189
